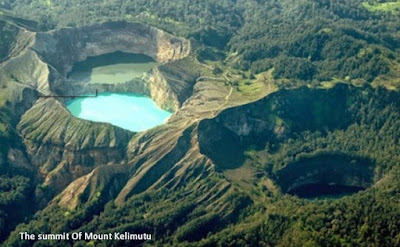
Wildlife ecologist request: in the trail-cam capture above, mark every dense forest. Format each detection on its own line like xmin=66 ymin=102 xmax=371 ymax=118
xmin=1 ymin=0 xmax=400 ymax=246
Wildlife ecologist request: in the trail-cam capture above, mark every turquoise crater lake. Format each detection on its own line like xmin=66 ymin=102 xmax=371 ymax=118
xmin=67 ymin=93 xmax=172 ymax=132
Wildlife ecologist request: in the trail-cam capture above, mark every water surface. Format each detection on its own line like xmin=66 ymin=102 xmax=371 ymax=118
xmin=69 ymin=52 xmax=157 ymax=84
xmin=67 ymin=93 xmax=172 ymax=132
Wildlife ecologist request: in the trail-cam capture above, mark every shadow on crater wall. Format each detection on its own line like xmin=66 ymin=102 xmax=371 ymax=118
xmin=276 ymin=153 xmax=375 ymax=198
xmin=198 ymin=120 xmax=245 ymax=170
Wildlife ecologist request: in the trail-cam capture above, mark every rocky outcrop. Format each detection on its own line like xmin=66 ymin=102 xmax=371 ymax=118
xmin=146 ymin=58 xmax=200 ymax=111
xmin=56 ymin=163 xmax=131 ymax=210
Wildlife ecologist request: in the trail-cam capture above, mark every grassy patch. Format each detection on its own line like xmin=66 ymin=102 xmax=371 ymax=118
xmin=244 ymin=145 xmax=258 ymax=159
xmin=133 ymin=11 xmax=192 ymax=35
xmin=39 ymin=0 xmax=52 ymax=7
xmin=363 ymin=1 xmax=400 ymax=14
xmin=0 ymin=122 xmax=6 ymax=133
xmin=236 ymin=80 xmax=263 ymax=95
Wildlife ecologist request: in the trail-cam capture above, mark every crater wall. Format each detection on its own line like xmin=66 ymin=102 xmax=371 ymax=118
xmin=31 ymin=21 xmax=190 ymax=75
xmin=30 ymin=21 xmax=193 ymax=111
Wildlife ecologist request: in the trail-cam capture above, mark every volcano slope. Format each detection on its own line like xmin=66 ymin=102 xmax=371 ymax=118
xmin=1 ymin=15 xmax=400 ymax=247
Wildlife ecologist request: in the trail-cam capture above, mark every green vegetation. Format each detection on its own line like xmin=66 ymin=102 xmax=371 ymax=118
xmin=363 ymin=0 xmax=400 ymax=14
xmin=0 ymin=20 xmax=19 ymax=60
xmin=0 ymin=174 xmax=33 ymax=242
xmin=0 ymin=123 xmax=6 ymax=134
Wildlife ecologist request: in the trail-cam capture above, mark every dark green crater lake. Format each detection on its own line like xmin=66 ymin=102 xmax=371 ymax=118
xmin=69 ymin=52 xmax=157 ymax=84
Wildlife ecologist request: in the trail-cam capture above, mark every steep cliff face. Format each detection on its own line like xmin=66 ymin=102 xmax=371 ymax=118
xmin=199 ymin=85 xmax=352 ymax=148
xmin=146 ymin=58 xmax=200 ymax=111
xmin=31 ymin=21 xmax=190 ymax=75
xmin=29 ymin=21 xmax=194 ymax=111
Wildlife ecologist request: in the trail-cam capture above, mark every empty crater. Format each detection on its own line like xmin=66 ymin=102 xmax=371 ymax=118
xmin=276 ymin=153 xmax=375 ymax=199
